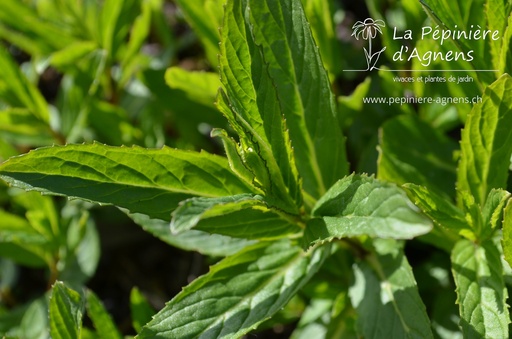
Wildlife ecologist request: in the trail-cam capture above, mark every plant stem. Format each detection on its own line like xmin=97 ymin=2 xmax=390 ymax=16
xmin=368 ymin=37 xmax=372 ymax=59
xmin=367 ymin=38 xmax=372 ymax=70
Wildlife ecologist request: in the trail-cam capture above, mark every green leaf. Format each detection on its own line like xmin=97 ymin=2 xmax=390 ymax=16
xmin=403 ymin=184 xmax=469 ymax=238
xmin=304 ymin=174 xmax=432 ymax=247
xmin=59 ymin=210 xmax=100 ymax=286
xmin=480 ymin=189 xmax=511 ymax=238
xmin=349 ymin=240 xmax=433 ymax=338
xmin=210 ymin=128 xmax=256 ymax=189
xmin=0 ymin=138 xmax=18 ymax=162
xmin=337 ymin=77 xmax=372 ymax=130
xmin=0 ymin=108 xmax=55 ymax=146
xmin=248 ymin=0 xmax=348 ymax=199
xmin=218 ymin=0 xmax=302 ymax=213
xmin=88 ymin=100 xmax=142 ymax=146
xmin=499 ymin=14 xmax=512 ymax=74
xmin=0 ymin=1 xmax=75 ymax=55
xmin=502 ymin=199 xmax=512 ymax=268
xmin=451 ymin=239 xmax=509 ymax=337
xmin=0 ymin=24 xmax=47 ymax=58
xmin=0 ymin=299 xmax=27 ymax=338
xmin=325 ymin=300 xmax=358 ymax=339
xmin=408 ymin=36 xmax=478 ymax=124
xmin=378 ymin=115 xmax=458 ymax=198
xmin=85 ymin=290 xmax=122 ymax=339
xmin=459 ymin=192 xmax=491 ymax=240
xmin=0 ymin=191 xmax=63 ymax=267
xmin=0 ymin=243 xmax=48 ymax=268
xmin=49 ymin=281 xmax=84 ymax=339
xmin=171 ymin=195 xmax=258 ymax=233
xmin=100 ymin=0 xmax=124 ymax=58
xmin=13 ymin=191 xmax=61 ymax=247
xmin=80 ymin=328 xmax=99 ymax=339
xmin=0 ymin=208 xmax=51 ymax=267
xmin=0 ymin=47 xmax=49 ymax=123
xmin=171 ymin=194 xmax=302 ymax=240
xmin=165 ymin=67 xmax=220 ymax=108
xmin=456 ymin=71 xmax=512 ymax=206
xmin=418 ymin=0 xmax=495 ymax=84
xmin=130 ymin=212 xmax=256 ymax=257
xmin=301 ymin=0 xmax=341 ymax=78
xmin=254 ymin=295 xmax=304 ymax=335
xmin=486 ymin=0 xmax=511 ymax=72
xmin=175 ymin=0 xmax=223 ymax=67
xmin=0 ymin=209 xmax=47 ymax=245
xmin=137 ymin=240 xmax=328 ymax=338
xmin=50 ymin=41 xmax=98 ymax=70
xmin=120 ymin=0 xmax=152 ymax=84
xmin=0 ymin=143 xmax=254 ymax=220
xmin=19 ymin=297 xmax=49 ymax=339
xmin=130 ymin=287 xmax=155 ymax=333
xmin=290 ymin=298 xmax=331 ymax=339
xmin=140 ymin=69 xmax=227 ymax=150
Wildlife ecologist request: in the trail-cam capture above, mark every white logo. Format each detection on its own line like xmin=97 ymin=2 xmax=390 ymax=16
xmin=351 ymin=18 xmax=387 ymax=71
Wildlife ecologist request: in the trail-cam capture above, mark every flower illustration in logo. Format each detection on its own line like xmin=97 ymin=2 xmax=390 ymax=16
xmin=351 ymin=18 xmax=387 ymax=71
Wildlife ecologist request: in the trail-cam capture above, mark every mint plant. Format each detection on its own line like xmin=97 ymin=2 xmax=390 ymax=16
xmin=0 ymin=0 xmax=512 ymax=338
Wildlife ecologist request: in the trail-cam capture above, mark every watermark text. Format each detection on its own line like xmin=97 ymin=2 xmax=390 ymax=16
xmin=362 ymin=95 xmax=482 ymax=106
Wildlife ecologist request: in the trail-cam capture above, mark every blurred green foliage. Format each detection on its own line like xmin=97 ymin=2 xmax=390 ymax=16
xmin=0 ymin=0 xmax=511 ymax=338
